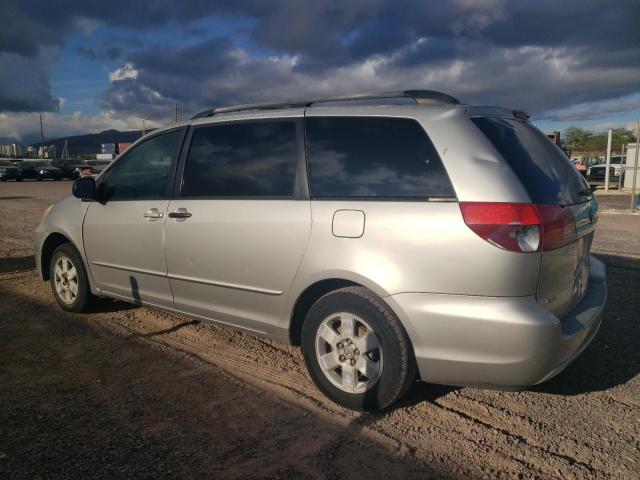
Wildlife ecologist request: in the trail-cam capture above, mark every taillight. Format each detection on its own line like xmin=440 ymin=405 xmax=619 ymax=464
xmin=535 ymin=205 xmax=576 ymax=251
xmin=460 ymin=202 xmax=577 ymax=253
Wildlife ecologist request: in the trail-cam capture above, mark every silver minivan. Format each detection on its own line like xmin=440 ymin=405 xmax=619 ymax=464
xmin=35 ymin=91 xmax=606 ymax=411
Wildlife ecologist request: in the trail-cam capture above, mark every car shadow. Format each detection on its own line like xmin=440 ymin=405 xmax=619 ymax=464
xmin=533 ymin=253 xmax=639 ymax=396
xmin=0 ymin=255 xmax=36 ymax=273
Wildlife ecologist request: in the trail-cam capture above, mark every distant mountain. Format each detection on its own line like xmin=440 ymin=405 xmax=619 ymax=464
xmin=28 ymin=129 xmax=152 ymax=157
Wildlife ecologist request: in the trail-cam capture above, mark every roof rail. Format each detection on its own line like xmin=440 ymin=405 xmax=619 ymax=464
xmin=191 ymin=90 xmax=460 ymax=119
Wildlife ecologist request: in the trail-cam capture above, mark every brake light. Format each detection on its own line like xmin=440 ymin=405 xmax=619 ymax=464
xmin=460 ymin=202 xmax=577 ymax=252
xmin=535 ymin=205 xmax=577 ymax=251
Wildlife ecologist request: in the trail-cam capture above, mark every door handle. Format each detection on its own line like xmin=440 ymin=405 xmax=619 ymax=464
xmin=168 ymin=208 xmax=192 ymax=219
xmin=143 ymin=208 xmax=164 ymax=220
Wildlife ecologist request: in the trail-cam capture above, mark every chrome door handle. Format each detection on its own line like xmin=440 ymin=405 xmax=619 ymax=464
xmin=168 ymin=208 xmax=192 ymax=219
xmin=143 ymin=208 xmax=164 ymax=220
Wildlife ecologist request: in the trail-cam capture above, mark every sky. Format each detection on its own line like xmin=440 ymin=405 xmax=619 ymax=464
xmin=0 ymin=0 xmax=639 ymax=143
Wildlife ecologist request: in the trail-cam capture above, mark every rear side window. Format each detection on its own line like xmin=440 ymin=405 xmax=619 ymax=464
xmin=306 ymin=117 xmax=455 ymax=198
xmin=181 ymin=121 xmax=298 ymax=197
xmin=471 ymin=117 xmax=590 ymax=206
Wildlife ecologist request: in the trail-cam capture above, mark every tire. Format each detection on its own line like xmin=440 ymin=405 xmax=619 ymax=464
xmin=49 ymin=243 xmax=94 ymax=313
xmin=16 ymin=178 xmax=23 ymax=182
xmin=301 ymin=286 xmax=417 ymax=411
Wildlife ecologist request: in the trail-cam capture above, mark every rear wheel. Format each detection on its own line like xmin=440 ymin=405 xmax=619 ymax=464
xmin=50 ymin=243 xmax=94 ymax=312
xmin=301 ymin=286 xmax=416 ymax=411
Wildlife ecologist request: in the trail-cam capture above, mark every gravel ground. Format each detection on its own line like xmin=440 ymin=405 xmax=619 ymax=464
xmin=1 ymin=180 xmax=638 ymax=479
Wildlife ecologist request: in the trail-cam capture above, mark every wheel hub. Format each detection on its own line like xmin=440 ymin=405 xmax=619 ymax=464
xmin=315 ymin=312 xmax=383 ymax=394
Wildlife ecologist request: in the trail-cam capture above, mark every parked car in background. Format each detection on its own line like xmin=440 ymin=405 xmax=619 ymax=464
xmin=83 ymin=160 xmax=113 ymax=177
xmin=52 ymin=160 xmax=89 ymax=180
xmin=572 ymin=159 xmax=588 ymax=176
xmin=33 ymin=162 xmax=64 ymax=181
xmin=35 ymin=90 xmax=606 ymax=411
xmin=588 ymin=155 xmax=625 ymax=183
xmin=0 ymin=160 xmax=21 ymax=181
xmin=0 ymin=160 xmax=38 ymax=181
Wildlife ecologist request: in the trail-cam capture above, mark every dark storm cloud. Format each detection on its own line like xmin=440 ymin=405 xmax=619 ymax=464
xmin=1 ymin=0 xmax=639 ymax=120
xmin=76 ymin=46 xmax=123 ymax=61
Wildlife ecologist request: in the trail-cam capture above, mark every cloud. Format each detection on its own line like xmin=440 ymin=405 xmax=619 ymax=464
xmin=99 ymin=39 xmax=640 ymax=122
xmin=0 ymin=110 xmax=161 ymax=142
xmin=539 ymin=94 xmax=640 ymax=122
xmin=0 ymin=0 xmax=638 ymax=135
xmin=76 ymin=46 xmax=123 ymax=61
xmin=0 ymin=49 xmax=61 ymax=112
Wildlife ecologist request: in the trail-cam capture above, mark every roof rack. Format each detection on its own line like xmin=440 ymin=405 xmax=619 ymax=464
xmin=191 ymin=90 xmax=460 ymax=119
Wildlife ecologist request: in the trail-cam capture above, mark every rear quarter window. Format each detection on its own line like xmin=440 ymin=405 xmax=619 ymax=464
xmin=471 ymin=117 xmax=589 ymax=206
xmin=306 ymin=116 xmax=455 ymax=198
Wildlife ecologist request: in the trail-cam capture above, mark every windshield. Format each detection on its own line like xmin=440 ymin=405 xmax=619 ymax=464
xmin=471 ymin=117 xmax=590 ymax=206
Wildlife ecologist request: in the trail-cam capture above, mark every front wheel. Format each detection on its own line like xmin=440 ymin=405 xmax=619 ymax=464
xmin=50 ymin=243 xmax=94 ymax=312
xmin=301 ymin=287 xmax=417 ymax=411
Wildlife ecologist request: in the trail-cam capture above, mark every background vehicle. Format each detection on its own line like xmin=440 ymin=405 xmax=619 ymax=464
xmin=52 ymin=160 xmax=88 ymax=180
xmin=0 ymin=160 xmax=37 ymax=181
xmin=0 ymin=160 xmax=20 ymax=181
xmin=588 ymin=155 xmax=625 ymax=182
xmin=34 ymin=91 xmax=606 ymax=411
xmin=82 ymin=160 xmax=112 ymax=177
xmin=33 ymin=162 xmax=64 ymax=181
xmin=572 ymin=159 xmax=587 ymax=176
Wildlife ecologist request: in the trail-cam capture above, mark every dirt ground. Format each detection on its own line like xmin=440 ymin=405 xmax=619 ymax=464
xmin=1 ymin=180 xmax=638 ymax=479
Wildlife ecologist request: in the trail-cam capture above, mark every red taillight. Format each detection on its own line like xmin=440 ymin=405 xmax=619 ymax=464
xmin=535 ymin=205 xmax=577 ymax=251
xmin=460 ymin=202 xmax=577 ymax=253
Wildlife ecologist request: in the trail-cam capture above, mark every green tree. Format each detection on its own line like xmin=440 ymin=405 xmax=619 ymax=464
xmin=564 ymin=127 xmax=592 ymax=150
xmin=612 ymin=128 xmax=635 ymax=147
xmin=563 ymin=127 xmax=636 ymax=152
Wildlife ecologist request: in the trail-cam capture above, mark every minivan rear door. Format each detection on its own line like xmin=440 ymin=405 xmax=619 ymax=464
xmin=470 ymin=112 xmax=597 ymax=318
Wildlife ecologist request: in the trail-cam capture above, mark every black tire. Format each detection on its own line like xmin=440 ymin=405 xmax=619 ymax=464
xmin=49 ymin=243 xmax=94 ymax=313
xmin=301 ymin=286 xmax=417 ymax=411
xmin=16 ymin=178 xmax=23 ymax=182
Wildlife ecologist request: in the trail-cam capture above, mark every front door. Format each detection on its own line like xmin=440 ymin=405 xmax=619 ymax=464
xmin=164 ymin=118 xmax=311 ymax=333
xmin=83 ymin=129 xmax=185 ymax=307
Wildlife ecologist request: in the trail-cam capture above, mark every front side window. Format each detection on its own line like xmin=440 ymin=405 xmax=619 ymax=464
xmin=99 ymin=130 xmax=182 ymax=200
xmin=306 ymin=117 xmax=455 ymax=198
xmin=181 ymin=121 xmax=299 ymax=198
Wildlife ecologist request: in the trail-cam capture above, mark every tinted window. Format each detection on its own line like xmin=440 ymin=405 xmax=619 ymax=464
xmin=472 ymin=117 xmax=590 ymax=206
xmin=99 ymin=130 xmax=182 ymax=200
xmin=306 ymin=117 xmax=454 ymax=198
xmin=181 ymin=121 xmax=298 ymax=197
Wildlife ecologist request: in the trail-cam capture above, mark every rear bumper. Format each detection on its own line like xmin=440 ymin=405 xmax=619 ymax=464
xmin=386 ymin=256 xmax=606 ymax=388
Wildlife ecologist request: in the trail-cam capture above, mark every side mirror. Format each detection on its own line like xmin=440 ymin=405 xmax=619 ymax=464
xmin=72 ymin=176 xmax=96 ymax=200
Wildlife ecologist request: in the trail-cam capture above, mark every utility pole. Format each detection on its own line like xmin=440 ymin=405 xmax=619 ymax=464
xmin=174 ymin=103 xmax=179 ymax=123
xmin=141 ymin=119 xmax=146 ymax=137
xmin=39 ymin=114 xmax=45 ymax=159
xmin=604 ymin=129 xmax=612 ymax=192
xmin=631 ymin=120 xmax=640 ymax=212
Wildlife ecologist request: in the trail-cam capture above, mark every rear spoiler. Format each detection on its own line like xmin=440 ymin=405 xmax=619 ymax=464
xmin=466 ymin=106 xmax=530 ymax=121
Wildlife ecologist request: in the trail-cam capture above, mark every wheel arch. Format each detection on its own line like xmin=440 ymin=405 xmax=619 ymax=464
xmin=289 ymin=278 xmax=360 ymax=346
xmin=40 ymin=232 xmax=76 ymax=281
